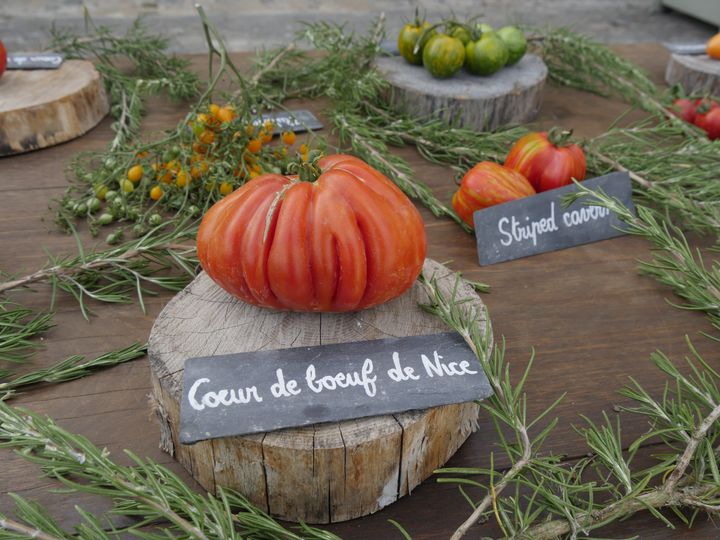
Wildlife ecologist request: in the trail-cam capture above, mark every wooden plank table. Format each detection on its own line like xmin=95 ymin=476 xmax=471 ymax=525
xmin=1 ymin=44 xmax=718 ymax=538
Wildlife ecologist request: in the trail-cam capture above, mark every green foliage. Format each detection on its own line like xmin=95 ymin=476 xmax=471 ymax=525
xmin=50 ymin=10 xmax=200 ymax=150
xmin=0 ymin=302 xmax=53 ymax=366
xmin=0 ymin=220 xmax=199 ymax=319
xmin=0 ymin=402 xmax=340 ymax=539
xmin=0 ymin=343 xmax=146 ymax=400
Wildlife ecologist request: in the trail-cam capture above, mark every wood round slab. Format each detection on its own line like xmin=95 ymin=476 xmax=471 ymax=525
xmin=374 ymin=54 xmax=547 ymax=130
xmin=665 ymin=54 xmax=720 ymax=95
xmin=0 ymin=60 xmax=109 ymax=156
xmin=148 ymin=259 xmax=490 ymax=524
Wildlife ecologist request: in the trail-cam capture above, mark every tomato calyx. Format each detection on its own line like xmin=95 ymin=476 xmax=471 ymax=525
xmin=546 ymin=127 xmax=574 ymax=147
xmin=287 ymin=150 xmax=324 ymax=183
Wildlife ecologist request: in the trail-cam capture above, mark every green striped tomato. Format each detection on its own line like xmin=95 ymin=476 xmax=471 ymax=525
xmin=422 ymin=34 xmax=465 ymax=78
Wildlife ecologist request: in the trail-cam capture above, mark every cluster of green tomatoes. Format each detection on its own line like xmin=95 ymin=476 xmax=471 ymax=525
xmin=397 ymin=18 xmax=527 ymax=79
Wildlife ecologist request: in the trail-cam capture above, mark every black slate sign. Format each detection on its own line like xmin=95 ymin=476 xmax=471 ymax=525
xmin=473 ymin=172 xmax=634 ymax=266
xmin=179 ymin=331 xmax=492 ymax=444
xmin=252 ymin=109 xmax=323 ymax=134
xmin=7 ymin=53 xmax=64 ymax=69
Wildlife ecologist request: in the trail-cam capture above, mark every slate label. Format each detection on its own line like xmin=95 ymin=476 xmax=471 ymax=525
xmin=252 ymin=109 xmax=323 ymax=134
xmin=473 ymin=172 xmax=634 ymax=266
xmin=7 ymin=53 xmax=65 ymax=69
xmin=180 ymin=331 xmax=492 ymax=444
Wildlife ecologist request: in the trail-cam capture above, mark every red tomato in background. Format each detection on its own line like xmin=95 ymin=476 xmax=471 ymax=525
xmin=197 ymin=154 xmax=427 ymax=312
xmin=671 ymin=98 xmax=697 ymax=123
xmin=451 ymin=162 xmax=535 ymax=227
xmin=0 ymin=41 xmax=7 ymax=79
xmin=504 ymin=130 xmax=587 ymax=193
xmin=695 ymin=107 xmax=720 ymax=140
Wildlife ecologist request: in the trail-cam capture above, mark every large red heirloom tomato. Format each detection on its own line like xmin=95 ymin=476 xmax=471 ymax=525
xmin=452 ymin=162 xmax=535 ymax=227
xmin=504 ymin=130 xmax=586 ymax=193
xmin=197 ymin=154 xmax=427 ymax=312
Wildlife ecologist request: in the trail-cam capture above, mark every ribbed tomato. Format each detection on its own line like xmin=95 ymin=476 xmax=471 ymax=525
xmin=197 ymin=154 xmax=427 ymax=312
xmin=451 ymin=162 xmax=535 ymax=227
xmin=504 ymin=130 xmax=586 ymax=192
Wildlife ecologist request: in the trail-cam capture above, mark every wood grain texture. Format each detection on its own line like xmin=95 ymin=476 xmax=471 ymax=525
xmin=2 ymin=45 xmax=720 ymax=538
xmin=665 ymin=53 xmax=720 ymax=95
xmin=147 ymin=259 xmax=488 ymax=523
xmin=374 ymin=54 xmax=547 ymax=130
xmin=0 ymin=60 xmax=109 ymax=156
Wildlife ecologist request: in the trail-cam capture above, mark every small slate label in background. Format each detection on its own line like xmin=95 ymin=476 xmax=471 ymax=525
xmin=7 ymin=53 xmax=64 ymax=70
xmin=474 ymin=172 xmax=634 ymax=266
xmin=662 ymin=42 xmax=706 ymax=55
xmin=253 ymin=109 xmax=323 ymax=134
xmin=180 ymin=331 xmax=492 ymax=444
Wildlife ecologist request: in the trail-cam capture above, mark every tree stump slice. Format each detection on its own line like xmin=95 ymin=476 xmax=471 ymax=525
xmin=148 ymin=259 xmax=490 ymax=523
xmin=0 ymin=60 xmax=109 ymax=156
xmin=665 ymin=54 xmax=720 ymax=95
xmin=374 ymin=54 xmax=547 ymax=130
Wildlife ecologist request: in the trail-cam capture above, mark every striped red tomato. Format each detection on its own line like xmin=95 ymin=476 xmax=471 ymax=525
xmin=451 ymin=162 xmax=535 ymax=227
xmin=504 ymin=130 xmax=587 ymax=193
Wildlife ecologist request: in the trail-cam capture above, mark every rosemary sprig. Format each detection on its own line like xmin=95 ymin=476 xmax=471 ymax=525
xmin=568 ymin=183 xmax=720 ymax=334
xmin=419 ymin=271 xmax=719 ymax=538
xmin=586 ymin=122 xmax=720 ymax=233
xmin=0 ymin=302 xmax=53 ymax=365
xmin=50 ymin=9 xmax=200 ymax=150
xmin=0 ymin=343 xmax=146 ymax=400
xmin=0 ymin=220 xmax=199 ymax=320
xmin=535 ymin=27 xmax=698 ymax=136
xmin=0 ymin=402 xmax=339 ymax=539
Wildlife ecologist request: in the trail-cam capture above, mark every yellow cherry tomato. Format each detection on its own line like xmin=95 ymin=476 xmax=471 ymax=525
xmin=120 ymin=179 xmax=134 ymax=193
xmin=196 ymin=113 xmax=210 ymax=125
xmin=209 ymin=104 xmax=220 ymax=118
xmin=127 ymin=165 xmax=144 ymax=183
xmin=299 ymin=143 xmax=309 ymax=154
xmin=199 ymin=130 xmax=215 ymax=145
xmin=94 ymin=185 xmax=109 ymax=200
xmin=247 ymin=139 xmax=262 ymax=153
xmin=281 ymin=131 xmax=296 ymax=145
xmin=150 ymin=186 xmax=164 ymax=200
xmin=217 ymin=106 xmax=235 ymax=123
xmin=245 ymin=124 xmax=256 ymax=136
xmin=176 ymin=170 xmax=190 ymax=188
xmin=219 ymin=182 xmax=234 ymax=196
xmin=260 ymin=130 xmax=272 ymax=143
xmin=159 ymin=171 xmax=173 ymax=184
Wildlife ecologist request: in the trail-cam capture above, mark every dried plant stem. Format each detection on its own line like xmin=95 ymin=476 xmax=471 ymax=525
xmin=517 ymin=482 xmax=719 ymax=540
xmin=665 ymin=402 xmax=720 ymax=492
xmin=0 ymin=243 xmax=192 ymax=295
xmin=250 ymin=43 xmax=296 ymax=86
xmin=586 ymin=147 xmax=653 ymax=189
xmin=450 ymin=453 xmax=531 ymax=540
xmin=0 ymin=517 xmax=62 ymax=540
xmin=450 ymin=332 xmax=532 ymax=540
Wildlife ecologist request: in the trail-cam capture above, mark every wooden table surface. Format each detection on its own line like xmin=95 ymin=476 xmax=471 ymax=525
xmin=1 ymin=44 xmax=719 ymax=539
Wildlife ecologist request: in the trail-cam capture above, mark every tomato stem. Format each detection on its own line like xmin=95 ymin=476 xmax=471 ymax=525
xmin=287 ymin=150 xmax=323 ymax=183
xmin=547 ymin=127 xmax=574 ymax=147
